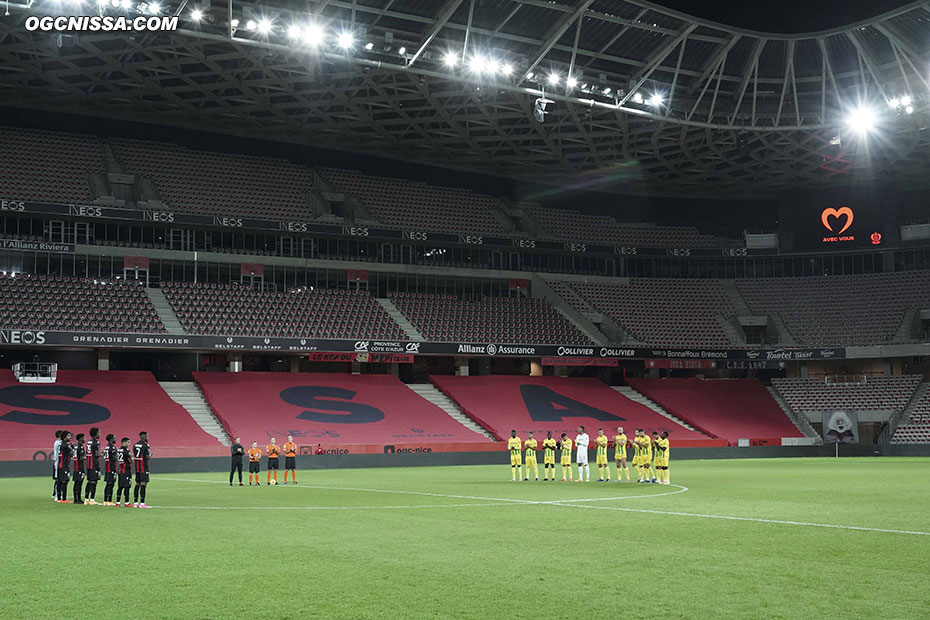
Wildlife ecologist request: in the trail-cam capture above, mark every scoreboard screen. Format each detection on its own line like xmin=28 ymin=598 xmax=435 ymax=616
xmin=784 ymin=188 xmax=888 ymax=252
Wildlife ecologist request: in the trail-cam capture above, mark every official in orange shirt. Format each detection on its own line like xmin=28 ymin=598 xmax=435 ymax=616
xmin=266 ymin=438 xmax=280 ymax=485
xmin=247 ymin=441 xmax=262 ymax=486
xmin=282 ymin=435 xmax=298 ymax=484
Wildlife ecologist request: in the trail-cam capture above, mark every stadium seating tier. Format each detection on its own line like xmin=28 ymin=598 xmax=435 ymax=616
xmin=736 ymin=272 xmax=930 ymax=346
xmin=389 ymin=292 xmax=590 ymax=344
xmin=555 ymin=279 xmax=736 ymax=348
xmin=0 ymin=370 xmax=223 ymax=452
xmin=627 ymin=378 xmax=803 ymax=444
xmin=163 ymin=282 xmax=406 ymax=340
xmin=0 ymin=127 xmax=104 ymax=204
xmin=0 ymin=274 xmax=165 ymax=333
xmin=194 ymin=372 xmax=492 ymax=445
xmin=430 ymin=376 xmax=707 ymax=442
xmin=891 ymin=384 xmax=930 ymax=444
xmin=771 ymin=376 xmax=921 ymax=414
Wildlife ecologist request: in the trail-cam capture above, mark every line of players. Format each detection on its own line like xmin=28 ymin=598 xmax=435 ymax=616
xmin=51 ymin=428 xmax=152 ymax=507
xmin=229 ymin=436 xmax=298 ymax=486
xmin=507 ymin=426 xmax=671 ymax=484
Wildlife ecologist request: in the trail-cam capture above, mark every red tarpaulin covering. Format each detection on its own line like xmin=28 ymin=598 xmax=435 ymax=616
xmin=627 ymin=378 xmax=803 ymax=444
xmin=430 ymin=376 xmax=710 ymax=442
xmin=194 ymin=372 xmax=492 ymax=445
xmin=0 ymin=370 xmax=224 ymax=458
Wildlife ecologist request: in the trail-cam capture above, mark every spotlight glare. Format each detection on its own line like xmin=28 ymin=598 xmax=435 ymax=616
xmin=337 ymin=31 xmax=354 ymax=49
xmin=443 ymin=51 xmax=458 ymax=67
xmin=245 ymin=19 xmax=255 ymax=30
xmin=500 ymin=62 xmax=513 ymax=76
xmin=147 ymin=1 xmax=159 ymax=14
xmin=846 ymin=105 xmax=877 ymax=134
xmin=303 ymin=23 xmax=324 ymax=45
xmin=906 ymin=105 xmax=914 ymax=114
xmin=257 ymin=18 xmax=272 ymax=34
xmin=190 ymin=8 xmax=203 ymax=21
xmin=888 ymin=97 xmax=899 ymax=108
xmin=288 ymin=24 xmax=302 ymax=39
xmin=119 ymin=0 xmax=131 ymax=8
xmin=547 ymin=73 xmax=560 ymax=86
xmin=230 ymin=18 xmax=239 ymax=28
xmin=649 ymin=93 xmax=664 ymax=107
xmin=901 ymin=95 xmax=912 ymax=106
xmin=566 ymin=76 xmax=578 ymax=88
xmin=468 ymin=55 xmax=486 ymax=74
xmin=632 ymin=92 xmax=643 ymax=104
xmin=110 ymin=0 xmax=119 ymax=6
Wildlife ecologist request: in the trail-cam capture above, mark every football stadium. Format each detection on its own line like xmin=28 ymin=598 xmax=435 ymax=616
xmin=2 ymin=0 xmax=930 ymax=617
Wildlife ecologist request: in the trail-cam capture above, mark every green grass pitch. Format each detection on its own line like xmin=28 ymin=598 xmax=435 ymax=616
xmin=2 ymin=458 xmax=929 ymax=619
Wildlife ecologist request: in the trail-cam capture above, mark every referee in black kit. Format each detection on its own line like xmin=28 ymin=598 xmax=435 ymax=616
xmin=229 ymin=437 xmax=244 ymax=486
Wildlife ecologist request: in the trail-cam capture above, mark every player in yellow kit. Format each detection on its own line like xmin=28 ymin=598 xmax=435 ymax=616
xmin=654 ymin=431 xmax=671 ymax=484
xmin=614 ymin=426 xmax=630 ymax=482
xmin=524 ymin=431 xmax=539 ymax=481
xmin=558 ymin=433 xmax=573 ymax=481
xmin=595 ymin=428 xmax=610 ymax=482
xmin=632 ymin=429 xmax=646 ymax=482
xmin=507 ymin=430 xmax=523 ymax=481
xmin=643 ymin=432 xmax=656 ymax=483
xmin=541 ymin=431 xmax=557 ymax=481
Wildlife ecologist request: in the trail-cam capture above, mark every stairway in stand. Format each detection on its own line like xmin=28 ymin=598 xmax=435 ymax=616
xmin=408 ymin=384 xmax=496 ymax=440
xmin=159 ymin=381 xmax=231 ymax=446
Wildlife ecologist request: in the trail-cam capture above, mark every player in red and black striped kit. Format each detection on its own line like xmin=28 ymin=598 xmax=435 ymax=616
xmin=72 ymin=433 xmax=86 ymax=505
xmin=84 ymin=427 xmax=101 ymax=505
xmin=102 ymin=434 xmax=118 ymax=506
xmin=55 ymin=430 xmax=72 ymax=503
xmin=132 ymin=431 xmax=152 ymax=508
xmin=115 ymin=437 xmax=133 ymax=506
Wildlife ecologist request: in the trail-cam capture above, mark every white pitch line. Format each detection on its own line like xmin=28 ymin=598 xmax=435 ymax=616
xmin=152 ymin=476 xmax=930 ymax=536
xmin=543 ymin=484 xmax=689 ymax=503
xmin=156 ymin=476 xmax=539 ymax=505
xmin=547 ymin=502 xmax=930 ymax=537
xmin=151 ymin=502 xmax=517 ymax=511
xmin=156 ymin=476 xmax=683 ymax=505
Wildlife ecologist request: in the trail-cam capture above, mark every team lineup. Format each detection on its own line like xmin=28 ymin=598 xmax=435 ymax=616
xmin=52 ymin=428 xmax=152 ymax=507
xmin=508 ymin=426 xmax=671 ymax=484
xmin=47 ymin=425 xmax=670 ymax=508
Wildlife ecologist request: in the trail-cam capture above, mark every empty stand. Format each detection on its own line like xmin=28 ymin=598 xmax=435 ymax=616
xmin=318 ymin=168 xmax=507 ymax=235
xmin=558 ymin=279 xmax=735 ymax=347
xmin=627 ymin=378 xmax=803 ymax=444
xmin=0 ymin=370 xmax=224 ymax=452
xmin=389 ymin=293 xmax=590 ymax=344
xmin=163 ymin=282 xmax=405 ymax=339
xmin=0 ymin=274 xmax=165 ymax=333
xmin=430 ymin=376 xmax=708 ymax=441
xmin=772 ymin=376 xmax=921 ymax=414
xmin=112 ymin=138 xmax=316 ymax=220
xmin=892 ymin=383 xmax=930 ymax=444
xmin=0 ymin=126 xmax=104 ymax=204
xmin=736 ymin=272 xmax=930 ymax=346
xmin=194 ymin=372 xmax=492 ymax=444
xmin=521 ymin=202 xmax=731 ymax=248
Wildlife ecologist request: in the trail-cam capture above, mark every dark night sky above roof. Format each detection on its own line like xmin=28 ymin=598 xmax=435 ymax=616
xmin=652 ymin=0 xmax=917 ymax=33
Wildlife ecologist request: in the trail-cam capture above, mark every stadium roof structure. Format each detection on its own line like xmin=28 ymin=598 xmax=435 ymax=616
xmin=2 ymin=0 xmax=930 ymax=197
